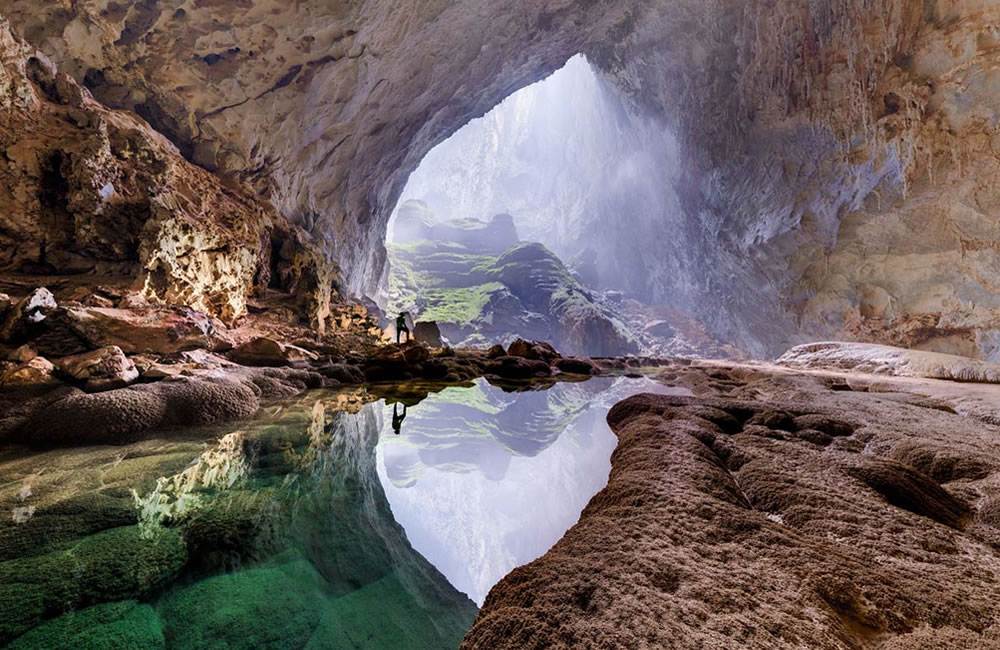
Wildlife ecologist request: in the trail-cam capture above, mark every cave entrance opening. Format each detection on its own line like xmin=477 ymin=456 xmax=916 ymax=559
xmin=380 ymin=54 xmax=715 ymax=358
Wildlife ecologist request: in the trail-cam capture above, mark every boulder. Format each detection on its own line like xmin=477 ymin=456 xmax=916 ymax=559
xmin=31 ymin=306 xmax=235 ymax=357
xmin=0 ymin=288 xmax=57 ymax=341
xmin=507 ymin=338 xmax=560 ymax=362
xmin=644 ymin=320 xmax=677 ymax=339
xmin=318 ymin=363 xmax=366 ymax=384
xmin=0 ymin=356 xmax=60 ymax=389
xmin=486 ymin=355 xmax=552 ymax=379
xmin=229 ymin=337 xmax=318 ymax=367
xmin=413 ymin=321 xmax=444 ymax=348
xmin=553 ymin=357 xmax=601 ymax=376
xmin=7 ymin=345 xmax=37 ymax=363
xmin=401 ymin=341 xmax=431 ymax=364
xmin=486 ymin=344 xmax=507 ymax=359
xmin=58 ymin=346 xmax=139 ymax=392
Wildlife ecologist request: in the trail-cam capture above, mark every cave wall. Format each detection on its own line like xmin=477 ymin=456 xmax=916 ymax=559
xmin=3 ymin=1 xmax=1000 ymax=357
xmin=0 ymin=17 xmax=338 ymax=328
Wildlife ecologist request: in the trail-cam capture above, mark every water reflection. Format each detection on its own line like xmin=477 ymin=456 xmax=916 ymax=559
xmin=0 ymin=376 xmax=687 ymax=648
xmin=0 ymin=388 xmax=477 ymax=649
xmin=376 ymin=376 xmax=688 ymax=605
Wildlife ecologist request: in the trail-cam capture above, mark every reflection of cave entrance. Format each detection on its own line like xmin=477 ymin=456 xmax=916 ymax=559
xmin=381 ymin=55 xmax=730 ymax=359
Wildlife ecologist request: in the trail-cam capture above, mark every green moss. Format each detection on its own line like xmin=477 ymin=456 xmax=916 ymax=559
xmin=7 ymin=600 xmax=164 ymax=650
xmin=158 ymin=559 xmax=326 ymax=649
xmin=486 ymin=242 xmax=575 ymax=310
xmin=0 ymin=525 xmax=186 ymax=644
xmin=305 ymin=571 xmax=476 ymax=650
xmin=419 ymin=283 xmax=507 ymax=326
xmin=178 ymin=487 xmax=288 ymax=573
xmin=101 ymin=449 xmax=204 ymax=494
xmin=0 ymin=491 xmax=137 ymax=562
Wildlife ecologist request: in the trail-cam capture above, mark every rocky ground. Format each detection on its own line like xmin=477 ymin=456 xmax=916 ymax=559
xmin=462 ymin=357 xmax=1000 ymax=649
xmin=7 ymin=272 xmax=1000 ymax=649
xmin=0 ymin=279 xmax=615 ymax=447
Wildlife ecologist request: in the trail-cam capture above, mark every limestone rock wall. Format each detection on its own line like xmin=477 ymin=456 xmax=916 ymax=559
xmin=3 ymin=2 xmax=1000 ymax=357
xmin=0 ymin=17 xmax=337 ymax=327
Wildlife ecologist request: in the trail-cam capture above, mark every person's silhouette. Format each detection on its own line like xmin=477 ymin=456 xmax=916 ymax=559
xmin=392 ymin=403 xmax=407 ymax=435
xmin=396 ymin=313 xmax=410 ymax=344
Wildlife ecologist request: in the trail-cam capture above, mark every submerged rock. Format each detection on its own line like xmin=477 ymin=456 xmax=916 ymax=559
xmin=6 ymin=600 xmax=164 ymax=650
xmin=0 ymin=526 xmax=186 ymax=644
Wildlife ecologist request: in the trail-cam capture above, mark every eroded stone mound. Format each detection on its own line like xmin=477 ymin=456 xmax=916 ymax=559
xmin=778 ymin=342 xmax=1000 ymax=383
xmin=463 ymin=367 xmax=1000 ymax=649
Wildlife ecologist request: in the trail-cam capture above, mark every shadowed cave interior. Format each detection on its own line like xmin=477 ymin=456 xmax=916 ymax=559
xmin=2 ymin=2 xmax=1000 ymax=649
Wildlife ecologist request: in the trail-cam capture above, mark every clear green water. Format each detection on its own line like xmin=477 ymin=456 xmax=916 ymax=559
xmin=0 ymin=376 xmax=684 ymax=648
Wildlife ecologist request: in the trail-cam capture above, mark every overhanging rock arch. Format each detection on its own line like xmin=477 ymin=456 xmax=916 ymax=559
xmin=5 ymin=1 xmax=1000 ymax=358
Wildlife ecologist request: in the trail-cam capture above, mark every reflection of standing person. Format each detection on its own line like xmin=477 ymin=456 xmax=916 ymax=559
xmin=392 ymin=403 xmax=407 ymax=435
xmin=396 ymin=313 xmax=410 ymax=344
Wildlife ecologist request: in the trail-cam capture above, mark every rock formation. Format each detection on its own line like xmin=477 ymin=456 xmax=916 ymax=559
xmin=463 ymin=361 xmax=1000 ymax=649
xmin=3 ymin=2 xmax=1000 ymax=646
xmin=0 ymin=17 xmax=338 ymax=329
xmin=0 ymin=393 xmax=478 ymax=647
xmin=386 ymin=201 xmax=640 ymax=356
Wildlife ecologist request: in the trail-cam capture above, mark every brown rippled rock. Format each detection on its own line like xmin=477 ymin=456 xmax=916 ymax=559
xmin=6 ymin=378 xmax=258 ymax=446
xmin=463 ymin=370 xmax=1000 ymax=649
xmin=58 ymin=345 xmax=138 ymax=391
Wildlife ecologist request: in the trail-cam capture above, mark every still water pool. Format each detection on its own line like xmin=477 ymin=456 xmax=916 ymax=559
xmin=0 ymin=375 xmax=685 ymax=648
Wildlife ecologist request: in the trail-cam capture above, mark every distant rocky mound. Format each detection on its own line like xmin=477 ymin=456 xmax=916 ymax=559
xmin=393 ymin=201 xmax=519 ymax=255
xmin=385 ymin=201 xmax=638 ymax=356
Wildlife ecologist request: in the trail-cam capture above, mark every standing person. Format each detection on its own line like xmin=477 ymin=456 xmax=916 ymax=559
xmin=396 ymin=312 xmax=410 ymax=344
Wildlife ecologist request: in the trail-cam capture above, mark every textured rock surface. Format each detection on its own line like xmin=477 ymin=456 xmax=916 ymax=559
xmin=228 ymin=337 xmax=318 ymax=367
xmin=0 ymin=356 xmax=59 ymax=390
xmin=411 ymin=321 xmax=443 ymax=348
xmin=463 ymin=362 xmax=1000 ymax=649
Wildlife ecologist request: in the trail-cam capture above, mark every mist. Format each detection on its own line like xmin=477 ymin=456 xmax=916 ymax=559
xmin=388 ymin=54 xmax=685 ymax=303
